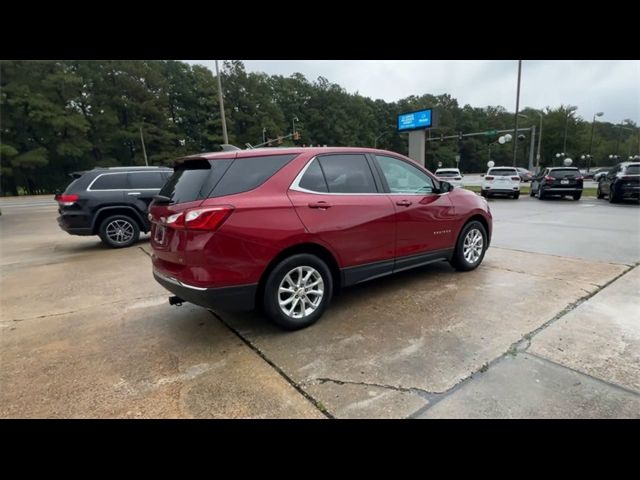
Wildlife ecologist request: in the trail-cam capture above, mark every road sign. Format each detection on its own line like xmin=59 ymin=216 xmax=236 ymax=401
xmin=485 ymin=129 xmax=497 ymax=136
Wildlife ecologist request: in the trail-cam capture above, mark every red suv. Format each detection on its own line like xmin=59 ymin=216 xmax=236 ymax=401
xmin=150 ymin=147 xmax=492 ymax=330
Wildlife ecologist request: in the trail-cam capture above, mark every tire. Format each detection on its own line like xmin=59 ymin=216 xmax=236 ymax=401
xmin=608 ymin=184 xmax=619 ymax=204
xmin=514 ymin=192 xmax=520 ymax=200
xmin=480 ymin=190 xmax=488 ymax=198
xmin=597 ymin=183 xmax=605 ymax=199
xmin=98 ymin=214 xmax=140 ymax=248
xmin=529 ymin=186 xmax=535 ymax=197
xmin=536 ymin=186 xmax=545 ymax=200
xmin=450 ymin=220 xmax=488 ymax=272
xmin=573 ymin=192 xmax=582 ymax=201
xmin=262 ymin=254 xmax=333 ymax=330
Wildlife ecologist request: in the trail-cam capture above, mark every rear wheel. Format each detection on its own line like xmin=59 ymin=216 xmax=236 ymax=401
xmin=573 ymin=192 xmax=582 ymax=201
xmin=608 ymin=184 xmax=619 ymax=203
xmin=263 ymin=254 xmax=333 ymax=330
xmin=529 ymin=186 xmax=535 ymax=197
xmin=450 ymin=221 xmax=488 ymax=272
xmin=513 ymin=192 xmax=520 ymax=200
xmin=98 ymin=214 xmax=140 ymax=248
xmin=536 ymin=186 xmax=545 ymax=200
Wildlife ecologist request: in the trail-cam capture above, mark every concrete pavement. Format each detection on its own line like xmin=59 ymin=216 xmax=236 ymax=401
xmin=1 ymin=194 xmax=638 ymax=418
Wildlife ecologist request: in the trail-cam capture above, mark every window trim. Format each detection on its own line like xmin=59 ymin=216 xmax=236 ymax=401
xmin=87 ymin=171 xmax=171 ymax=192
xmin=290 ymin=154 xmax=383 ymax=195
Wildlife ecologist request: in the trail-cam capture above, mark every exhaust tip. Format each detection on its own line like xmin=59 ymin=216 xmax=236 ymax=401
xmin=169 ymin=296 xmax=184 ymax=306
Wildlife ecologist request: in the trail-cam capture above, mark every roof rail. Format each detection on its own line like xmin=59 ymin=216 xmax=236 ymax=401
xmin=220 ymin=144 xmax=242 ymax=152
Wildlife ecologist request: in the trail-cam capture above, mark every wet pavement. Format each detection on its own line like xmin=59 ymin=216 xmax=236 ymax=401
xmin=0 ymin=195 xmax=638 ymax=418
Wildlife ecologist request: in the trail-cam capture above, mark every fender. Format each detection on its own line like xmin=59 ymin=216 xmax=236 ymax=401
xmin=91 ymin=205 xmax=148 ymax=232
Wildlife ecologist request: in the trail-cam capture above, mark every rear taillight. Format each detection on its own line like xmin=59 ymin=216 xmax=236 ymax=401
xmin=57 ymin=194 xmax=79 ymax=206
xmin=544 ymin=175 xmax=554 ymax=181
xmin=485 ymin=176 xmax=494 ymax=180
xmin=164 ymin=206 xmax=233 ymax=231
xmin=511 ymin=176 xmax=520 ymax=181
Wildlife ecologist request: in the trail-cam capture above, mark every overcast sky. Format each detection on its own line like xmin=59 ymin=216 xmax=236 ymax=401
xmin=184 ymin=60 xmax=640 ymax=124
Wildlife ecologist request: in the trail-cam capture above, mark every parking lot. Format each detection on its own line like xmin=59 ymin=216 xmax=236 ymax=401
xmin=1 ymin=194 xmax=639 ymax=418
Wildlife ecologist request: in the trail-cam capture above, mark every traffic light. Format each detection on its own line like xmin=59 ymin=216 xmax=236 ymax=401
xmin=293 ymin=132 xmax=300 ymax=141
xmin=440 ymin=134 xmax=444 ymax=142
xmin=277 ymin=136 xmax=283 ymax=145
xmin=458 ymin=131 xmax=463 ymax=141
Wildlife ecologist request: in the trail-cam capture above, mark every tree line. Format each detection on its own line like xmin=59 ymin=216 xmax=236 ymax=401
xmin=1 ymin=60 xmax=638 ymax=195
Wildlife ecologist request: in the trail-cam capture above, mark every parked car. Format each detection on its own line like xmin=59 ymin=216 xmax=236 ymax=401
xmin=593 ymin=167 xmax=612 ymax=182
xmin=582 ymin=167 xmax=607 ymax=180
xmin=516 ymin=167 xmax=534 ymax=182
xmin=530 ymin=167 xmax=583 ymax=200
xmin=149 ymin=147 xmax=492 ymax=330
xmin=481 ymin=166 xmax=521 ymax=199
xmin=596 ymin=162 xmax=640 ymax=203
xmin=55 ymin=166 xmax=173 ymax=247
xmin=435 ymin=168 xmax=463 ymax=187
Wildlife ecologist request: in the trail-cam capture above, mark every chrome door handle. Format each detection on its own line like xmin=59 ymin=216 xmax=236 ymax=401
xmin=395 ymin=200 xmax=412 ymax=207
xmin=308 ymin=201 xmax=331 ymax=209
xmin=128 ymin=192 xmax=141 ymax=195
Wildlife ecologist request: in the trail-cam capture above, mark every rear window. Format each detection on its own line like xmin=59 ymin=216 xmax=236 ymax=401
xmin=159 ymin=153 xmax=297 ymax=204
xmin=625 ymin=164 xmax=640 ymax=174
xmin=437 ymin=171 xmax=460 ymax=177
xmin=488 ymin=168 xmax=518 ymax=176
xmin=210 ymin=154 xmax=297 ymax=197
xmin=91 ymin=173 xmax=128 ymax=190
xmin=549 ymin=169 xmax=579 ymax=178
xmin=159 ymin=159 xmax=233 ymax=204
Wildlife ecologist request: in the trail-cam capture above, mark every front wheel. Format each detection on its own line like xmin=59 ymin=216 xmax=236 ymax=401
xmin=98 ymin=215 xmax=140 ymax=248
xmin=608 ymin=184 xmax=619 ymax=203
xmin=262 ymin=254 xmax=333 ymax=330
xmin=597 ymin=183 xmax=605 ymax=199
xmin=450 ymin=221 xmax=488 ymax=272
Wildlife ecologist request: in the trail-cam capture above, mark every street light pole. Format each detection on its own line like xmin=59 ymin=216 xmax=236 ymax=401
xmin=588 ymin=112 xmax=604 ymax=172
xmin=215 ymin=60 xmax=229 ymax=145
xmin=139 ymin=126 xmax=148 ymax=166
xmin=512 ymin=60 xmax=522 ymax=167
xmin=536 ymin=112 xmax=543 ymax=172
xmin=563 ymin=106 xmax=577 ymax=155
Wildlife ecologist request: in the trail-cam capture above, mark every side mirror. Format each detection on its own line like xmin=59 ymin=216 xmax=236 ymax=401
xmin=439 ymin=181 xmax=452 ymax=193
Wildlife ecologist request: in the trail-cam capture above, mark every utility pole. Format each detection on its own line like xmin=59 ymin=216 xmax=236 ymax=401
xmin=512 ymin=60 xmax=522 ymax=166
xmin=588 ymin=112 xmax=604 ymax=171
xmin=215 ymin=60 xmax=229 ymax=145
xmin=139 ymin=126 xmax=148 ymax=166
xmin=536 ymin=112 xmax=543 ymax=172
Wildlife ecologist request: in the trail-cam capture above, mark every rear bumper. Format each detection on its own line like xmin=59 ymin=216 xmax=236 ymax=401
xmin=482 ymin=187 xmax=519 ymax=194
xmin=153 ymin=269 xmax=257 ymax=312
xmin=619 ymin=185 xmax=640 ymax=198
xmin=57 ymin=214 xmax=93 ymax=235
xmin=543 ymin=187 xmax=582 ymax=194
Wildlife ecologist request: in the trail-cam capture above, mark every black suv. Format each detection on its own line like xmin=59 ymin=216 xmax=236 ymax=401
xmin=597 ymin=162 xmax=640 ymax=203
xmin=530 ymin=166 xmax=583 ymax=200
xmin=56 ymin=166 xmax=173 ymax=247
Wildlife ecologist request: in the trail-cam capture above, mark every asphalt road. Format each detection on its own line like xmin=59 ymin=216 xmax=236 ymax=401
xmin=1 ymin=194 xmax=638 ymax=418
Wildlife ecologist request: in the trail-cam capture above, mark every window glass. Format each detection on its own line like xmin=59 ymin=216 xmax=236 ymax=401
xmin=298 ymin=159 xmax=328 ymax=192
xmin=91 ymin=173 xmax=128 ymax=190
xmin=211 ymin=154 xmax=298 ymax=197
xmin=376 ymin=155 xmax=434 ymax=194
xmin=128 ymin=172 xmax=167 ymax=189
xmin=316 ymin=154 xmax=378 ymax=194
